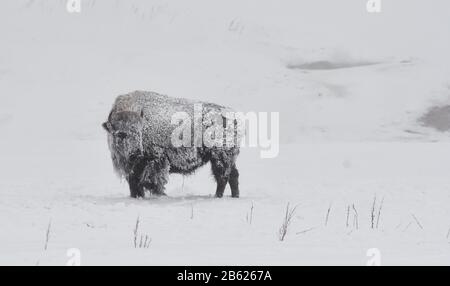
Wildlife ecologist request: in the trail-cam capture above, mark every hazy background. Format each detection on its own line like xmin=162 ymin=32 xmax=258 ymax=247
xmin=1 ymin=0 xmax=450 ymax=265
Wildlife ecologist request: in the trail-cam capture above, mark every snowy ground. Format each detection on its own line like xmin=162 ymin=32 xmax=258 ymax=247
xmin=1 ymin=0 xmax=450 ymax=265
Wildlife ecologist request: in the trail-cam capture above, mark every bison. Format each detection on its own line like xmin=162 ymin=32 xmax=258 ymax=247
xmin=102 ymin=90 xmax=242 ymax=198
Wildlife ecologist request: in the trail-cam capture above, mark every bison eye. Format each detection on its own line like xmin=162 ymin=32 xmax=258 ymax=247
xmin=116 ymin=132 xmax=128 ymax=140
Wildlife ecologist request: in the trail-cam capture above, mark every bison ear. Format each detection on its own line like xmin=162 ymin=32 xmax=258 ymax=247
xmin=102 ymin=122 xmax=111 ymax=133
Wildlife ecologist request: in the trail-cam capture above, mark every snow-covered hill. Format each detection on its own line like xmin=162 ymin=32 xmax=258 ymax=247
xmin=1 ymin=0 xmax=450 ymax=265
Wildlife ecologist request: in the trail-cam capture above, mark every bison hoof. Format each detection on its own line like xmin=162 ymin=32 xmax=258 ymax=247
xmin=130 ymin=190 xmax=145 ymax=198
xmin=130 ymin=194 xmax=145 ymax=199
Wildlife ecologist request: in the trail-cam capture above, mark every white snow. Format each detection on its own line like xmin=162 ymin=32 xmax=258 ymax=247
xmin=1 ymin=0 xmax=450 ymax=265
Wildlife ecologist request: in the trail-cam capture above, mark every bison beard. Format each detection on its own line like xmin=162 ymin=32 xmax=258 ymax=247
xmin=103 ymin=90 xmax=241 ymax=198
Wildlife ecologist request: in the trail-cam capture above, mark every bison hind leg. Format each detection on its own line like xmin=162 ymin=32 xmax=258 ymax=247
xmin=210 ymin=149 xmax=239 ymax=198
xmin=229 ymin=163 xmax=239 ymax=198
xmin=210 ymin=159 xmax=228 ymax=198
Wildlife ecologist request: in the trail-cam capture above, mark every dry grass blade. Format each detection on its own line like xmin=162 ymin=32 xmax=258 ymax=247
xmin=371 ymin=195 xmax=377 ymax=229
xmin=44 ymin=219 xmax=52 ymax=251
xmin=376 ymin=197 xmax=384 ymax=229
xmin=324 ymin=203 xmax=332 ymax=226
xmin=133 ymin=215 xmax=140 ymax=248
xmin=411 ymin=214 xmax=423 ymax=230
xmin=278 ymin=203 xmax=298 ymax=241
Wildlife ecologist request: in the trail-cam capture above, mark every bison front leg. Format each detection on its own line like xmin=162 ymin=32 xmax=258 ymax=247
xmin=128 ymin=174 xmax=145 ymax=198
xmin=143 ymin=182 xmax=168 ymax=196
xmin=127 ymin=157 xmax=147 ymax=198
xmin=141 ymin=158 xmax=170 ymax=196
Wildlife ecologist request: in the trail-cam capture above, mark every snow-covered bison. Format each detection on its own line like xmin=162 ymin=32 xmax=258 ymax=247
xmin=102 ymin=90 xmax=242 ymax=198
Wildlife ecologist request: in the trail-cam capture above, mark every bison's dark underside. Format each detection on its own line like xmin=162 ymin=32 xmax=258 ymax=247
xmin=127 ymin=147 xmax=240 ymax=199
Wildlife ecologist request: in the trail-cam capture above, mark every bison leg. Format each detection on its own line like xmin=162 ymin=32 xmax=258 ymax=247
xmin=128 ymin=174 xmax=145 ymax=198
xmin=210 ymin=157 xmax=231 ymax=198
xmin=141 ymin=158 xmax=170 ymax=196
xmin=128 ymin=158 xmax=147 ymax=198
xmin=229 ymin=164 xmax=239 ymax=198
xmin=143 ymin=181 xmax=168 ymax=196
xmin=215 ymin=179 xmax=228 ymax=198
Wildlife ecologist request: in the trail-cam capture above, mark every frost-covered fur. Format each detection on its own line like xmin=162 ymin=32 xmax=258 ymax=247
xmin=103 ymin=90 xmax=241 ymax=198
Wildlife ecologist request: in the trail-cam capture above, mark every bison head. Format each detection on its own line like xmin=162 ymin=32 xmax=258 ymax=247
xmin=103 ymin=110 xmax=145 ymax=168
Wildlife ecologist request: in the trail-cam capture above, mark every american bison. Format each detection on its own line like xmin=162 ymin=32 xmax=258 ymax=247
xmin=102 ymin=90 xmax=241 ymax=198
